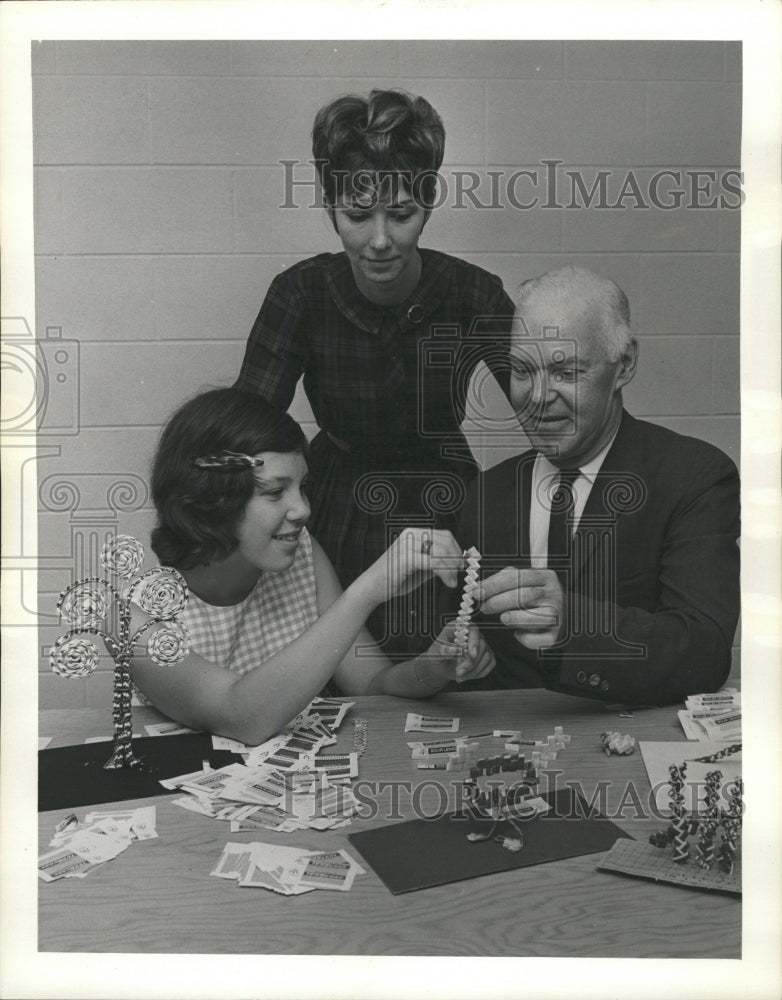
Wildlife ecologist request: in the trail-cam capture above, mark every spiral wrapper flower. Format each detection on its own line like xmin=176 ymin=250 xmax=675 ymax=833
xmin=668 ymin=763 xmax=690 ymax=863
xmin=128 ymin=567 xmax=188 ymax=619
xmin=100 ymin=534 xmax=144 ymax=579
xmin=51 ymin=634 xmax=100 ymax=678
xmin=146 ymin=620 xmax=190 ymax=666
xmin=57 ymin=580 xmax=107 ymax=629
xmin=454 ymin=547 xmax=481 ymax=651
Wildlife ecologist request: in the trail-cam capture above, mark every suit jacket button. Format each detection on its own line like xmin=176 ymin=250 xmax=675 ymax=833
xmin=600 ymin=680 xmax=610 ymax=691
xmin=589 ymin=673 xmax=601 ymax=686
xmin=576 ymin=671 xmax=587 ymax=684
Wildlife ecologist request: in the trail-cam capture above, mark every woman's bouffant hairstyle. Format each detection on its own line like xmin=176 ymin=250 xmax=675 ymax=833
xmin=150 ymin=388 xmax=307 ymax=570
xmin=312 ymin=89 xmax=445 ymax=209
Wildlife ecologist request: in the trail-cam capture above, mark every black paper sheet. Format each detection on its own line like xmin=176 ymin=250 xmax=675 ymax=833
xmin=348 ymin=787 xmax=632 ymax=894
xmin=38 ymin=734 xmax=240 ymax=812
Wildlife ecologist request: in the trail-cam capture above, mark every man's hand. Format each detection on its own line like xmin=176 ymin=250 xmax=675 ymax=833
xmin=474 ymin=568 xmax=565 ymax=650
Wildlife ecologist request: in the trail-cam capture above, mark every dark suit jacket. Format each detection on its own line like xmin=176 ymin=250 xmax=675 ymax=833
xmin=454 ymin=410 xmax=740 ymax=705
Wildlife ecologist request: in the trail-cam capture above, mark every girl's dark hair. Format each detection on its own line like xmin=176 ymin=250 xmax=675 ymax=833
xmin=312 ymin=88 xmax=445 ymax=209
xmin=150 ymin=388 xmax=307 ymax=570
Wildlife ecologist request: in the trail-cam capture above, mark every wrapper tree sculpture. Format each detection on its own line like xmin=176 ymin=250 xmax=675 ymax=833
xmin=50 ymin=535 xmax=190 ymax=769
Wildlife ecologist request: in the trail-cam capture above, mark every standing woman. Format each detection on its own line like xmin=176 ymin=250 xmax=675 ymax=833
xmin=235 ymin=89 xmax=515 ymax=658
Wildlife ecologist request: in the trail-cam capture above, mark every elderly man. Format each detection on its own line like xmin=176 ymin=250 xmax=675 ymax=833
xmin=456 ymin=265 xmax=739 ymax=705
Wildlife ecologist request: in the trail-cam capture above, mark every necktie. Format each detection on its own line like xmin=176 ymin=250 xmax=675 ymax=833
xmin=546 ymin=468 xmax=581 ymax=570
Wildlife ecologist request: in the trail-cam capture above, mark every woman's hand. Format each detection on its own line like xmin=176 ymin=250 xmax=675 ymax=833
xmin=359 ymin=527 xmax=464 ymax=605
xmin=417 ymin=623 xmax=496 ymax=686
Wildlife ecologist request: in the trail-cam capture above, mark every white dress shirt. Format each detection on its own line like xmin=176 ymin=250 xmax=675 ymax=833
xmin=529 ymin=432 xmax=619 ymax=568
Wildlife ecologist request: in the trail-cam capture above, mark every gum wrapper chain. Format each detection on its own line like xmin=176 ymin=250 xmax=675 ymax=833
xmin=351 ymin=718 xmax=368 ymax=757
xmin=717 ymin=778 xmax=743 ymax=875
xmin=668 ymin=763 xmax=690 ymax=863
xmin=692 ymin=743 xmax=741 ymax=763
xmin=454 ymin=547 xmax=481 ymax=651
xmin=696 ymin=770 xmax=722 ymax=869
xmin=648 ymin=766 xmax=743 ymax=876
xmin=50 ymin=534 xmax=190 ymax=771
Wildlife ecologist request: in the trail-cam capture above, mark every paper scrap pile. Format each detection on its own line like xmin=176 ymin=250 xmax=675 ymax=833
xmin=163 ymin=698 xmax=360 ymax=832
xmin=38 ymin=806 xmax=157 ymax=882
xmin=678 ymin=689 xmax=741 ymax=741
xmin=212 ymin=842 xmax=365 ymax=894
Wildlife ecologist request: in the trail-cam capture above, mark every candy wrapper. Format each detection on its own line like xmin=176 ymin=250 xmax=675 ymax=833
xmin=600 ymin=731 xmax=636 ymax=756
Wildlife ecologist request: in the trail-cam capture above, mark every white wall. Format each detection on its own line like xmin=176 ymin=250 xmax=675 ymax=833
xmin=31 ymin=40 xmax=741 ymax=706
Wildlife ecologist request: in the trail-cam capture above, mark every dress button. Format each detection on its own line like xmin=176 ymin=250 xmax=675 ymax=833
xmin=576 ymin=671 xmax=587 ymax=684
xmin=600 ymin=680 xmax=610 ymax=692
xmin=589 ymin=673 xmax=601 ymax=687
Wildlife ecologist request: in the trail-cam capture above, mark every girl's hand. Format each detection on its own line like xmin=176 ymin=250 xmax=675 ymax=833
xmin=362 ymin=527 xmax=464 ymax=604
xmin=418 ymin=624 xmax=496 ymax=685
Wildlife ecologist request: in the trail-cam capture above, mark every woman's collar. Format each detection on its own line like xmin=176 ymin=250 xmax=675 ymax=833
xmin=326 ymin=249 xmax=452 ymax=334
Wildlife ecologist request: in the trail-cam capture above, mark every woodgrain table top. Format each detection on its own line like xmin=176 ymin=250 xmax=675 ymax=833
xmin=38 ymin=690 xmax=740 ymax=957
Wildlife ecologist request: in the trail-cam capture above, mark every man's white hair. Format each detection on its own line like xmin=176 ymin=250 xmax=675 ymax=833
xmin=516 ymin=264 xmax=633 ymax=363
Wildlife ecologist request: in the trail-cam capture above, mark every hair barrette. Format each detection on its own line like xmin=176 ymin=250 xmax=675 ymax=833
xmin=191 ymin=451 xmax=265 ymax=471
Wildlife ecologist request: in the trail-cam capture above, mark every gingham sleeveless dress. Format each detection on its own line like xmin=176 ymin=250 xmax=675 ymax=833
xmin=180 ymin=527 xmax=320 ymax=674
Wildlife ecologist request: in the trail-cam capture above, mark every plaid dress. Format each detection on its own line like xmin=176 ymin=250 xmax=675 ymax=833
xmin=180 ymin=528 xmax=319 ymax=675
xmin=236 ymin=249 xmax=515 ymax=658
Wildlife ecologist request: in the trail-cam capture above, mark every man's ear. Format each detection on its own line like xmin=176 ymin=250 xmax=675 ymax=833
xmin=615 ymin=337 xmax=639 ymax=390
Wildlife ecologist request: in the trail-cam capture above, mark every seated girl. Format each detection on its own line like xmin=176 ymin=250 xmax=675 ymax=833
xmin=129 ymin=388 xmax=495 ymax=744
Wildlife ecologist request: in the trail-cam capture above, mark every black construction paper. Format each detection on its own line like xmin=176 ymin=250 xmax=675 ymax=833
xmin=38 ymin=734 xmax=240 ymax=812
xmin=348 ymin=787 xmax=631 ymax=894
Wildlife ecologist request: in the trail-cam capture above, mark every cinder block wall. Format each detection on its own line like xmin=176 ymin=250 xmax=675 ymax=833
xmin=32 ymin=40 xmax=741 ymax=707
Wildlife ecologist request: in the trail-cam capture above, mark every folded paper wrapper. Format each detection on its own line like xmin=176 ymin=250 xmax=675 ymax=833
xmin=348 ymin=787 xmax=632 ymax=894
xmin=38 ymin=733 xmax=240 ymax=812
